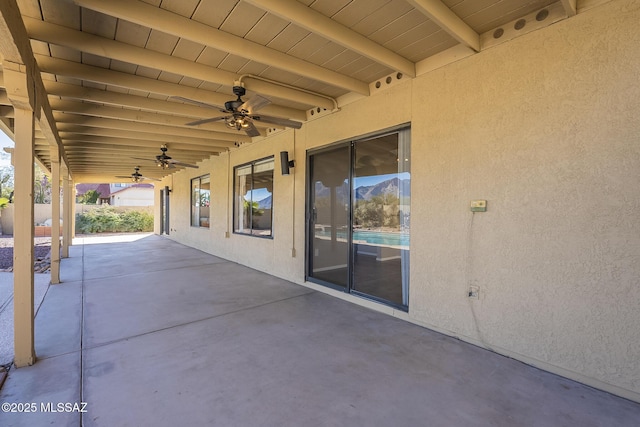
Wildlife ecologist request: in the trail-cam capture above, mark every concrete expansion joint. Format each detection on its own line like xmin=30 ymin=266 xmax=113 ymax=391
xmin=79 ymin=289 xmax=318 ymax=353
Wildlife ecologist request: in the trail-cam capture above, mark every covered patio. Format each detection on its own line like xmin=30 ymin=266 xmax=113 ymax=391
xmin=1 ymin=234 xmax=639 ymax=426
xmin=1 ymin=0 xmax=639 ymax=420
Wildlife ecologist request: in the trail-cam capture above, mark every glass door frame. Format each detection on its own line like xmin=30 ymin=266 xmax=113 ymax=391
xmin=305 ymin=143 xmax=352 ymax=292
xmin=305 ymin=126 xmax=410 ymax=311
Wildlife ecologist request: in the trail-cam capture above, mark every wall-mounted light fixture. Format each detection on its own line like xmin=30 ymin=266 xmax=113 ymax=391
xmin=280 ymin=151 xmax=295 ymax=175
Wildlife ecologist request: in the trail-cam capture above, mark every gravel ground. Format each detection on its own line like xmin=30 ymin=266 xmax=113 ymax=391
xmin=0 ymin=236 xmax=52 ymax=269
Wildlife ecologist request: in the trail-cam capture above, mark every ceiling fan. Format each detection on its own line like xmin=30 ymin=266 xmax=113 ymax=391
xmin=132 ymin=145 xmax=199 ymax=170
xmin=115 ymin=166 xmax=160 ymax=183
xmin=178 ymin=83 xmax=303 ymax=137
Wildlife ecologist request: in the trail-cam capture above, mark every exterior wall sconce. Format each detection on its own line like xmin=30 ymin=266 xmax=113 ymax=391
xmin=280 ymin=151 xmax=295 ymax=175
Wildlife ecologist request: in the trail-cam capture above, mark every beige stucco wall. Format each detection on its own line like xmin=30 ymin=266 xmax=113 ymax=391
xmin=158 ymin=0 xmax=640 ymax=402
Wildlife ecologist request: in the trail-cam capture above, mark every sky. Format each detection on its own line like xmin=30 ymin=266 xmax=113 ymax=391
xmin=0 ymin=130 xmax=14 ymax=168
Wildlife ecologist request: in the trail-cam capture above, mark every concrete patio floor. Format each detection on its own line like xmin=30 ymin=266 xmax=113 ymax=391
xmin=0 ymin=234 xmax=638 ymax=426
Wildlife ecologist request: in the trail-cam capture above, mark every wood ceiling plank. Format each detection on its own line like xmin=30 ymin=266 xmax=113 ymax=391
xmin=15 ymin=0 xmax=42 ymax=19
xmin=82 ymin=53 xmax=111 ymax=69
xmin=160 ymin=0 xmax=200 ymax=18
xmin=406 ymin=0 xmax=480 ymax=51
xmin=145 ymin=29 xmax=180 ymax=55
xmin=246 ymin=0 xmax=416 ymax=77
xmin=219 ymin=1 xmax=267 ymax=38
xmin=192 ymin=0 xmax=239 ymax=29
xmin=42 ymin=0 xmax=80 ymax=28
xmin=73 ymin=0 xmax=369 ymax=94
xmin=307 ymin=0 xmax=352 ymax=17
xmin=194 ymin=46 xmax=228 ymax=68
xmin=287 ymin=33 xmax=332 ymax=61
xmin=81 ymin=8 xmax=117 ymax=38
xmin=37 ymin=56 xmax=304 ymax=119
xmin=351 ymin=1 xmax=414 ymax=36
xmin=245 ymin=13 xmax=289 ymax=45
xmin=58 ymin=125 xmax=238 ymax=147
xmin=45 ymin=80 xmax=226 ymax=121
xmin=172 ymin=38 xmax=206 ymax=62
xmin=331 ymin=0 xmax=392 ymax=27
xmin=267 ymin=24 xmax=312 ymax=52
xmin=114 ymin=19 xmax=150 ymax=48
xmin=27 ymin=17 xmax=340 ymax=107
xmin=53 ymin=113 xmax=251 ymax=143
xmin=397 ymin=30 xmax=458 ymax=61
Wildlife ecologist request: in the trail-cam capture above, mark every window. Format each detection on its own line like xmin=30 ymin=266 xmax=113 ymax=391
xmin=191 ymin=175 xmax=210 ymax=228
xmin=234 ymin=157 xmax=274 ymax=237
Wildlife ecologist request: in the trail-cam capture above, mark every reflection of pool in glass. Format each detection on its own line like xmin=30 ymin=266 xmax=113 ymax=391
xmin=315 ymin=229 xmax=409 ymax=248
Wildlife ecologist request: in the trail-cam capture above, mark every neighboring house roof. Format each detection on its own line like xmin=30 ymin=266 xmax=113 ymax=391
xmin=109 ymin=183 xmax=154 ymax=195
xmin=75 ymin=183 xmax=111 ymax=198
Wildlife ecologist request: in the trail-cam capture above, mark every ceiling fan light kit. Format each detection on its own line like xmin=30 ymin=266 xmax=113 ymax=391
xmin=130 ymin=145 xmax=199 ymax=170
xmin=115 ymin=166 xmax=160 ymax=183
xmin=181 ymin=84 xmax=302 ymax=137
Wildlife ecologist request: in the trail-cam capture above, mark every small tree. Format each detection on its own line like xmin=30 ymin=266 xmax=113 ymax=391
xmin=81 ymin=189 xmax=101 ymax=204
xmin=0 ymin=166 xmax=13 ymax=199
xmin=34 ymin=165 xmax=52 ymax=203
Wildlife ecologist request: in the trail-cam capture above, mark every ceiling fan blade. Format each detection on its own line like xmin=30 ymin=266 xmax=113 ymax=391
xmin=186 ymin=116 xmax=226 ymax=126
xmin=244 ymin=121 xmax=261 ymax=137
xmin=240 ymin=94 xmax=271 ymax=114
xmin=168 ymin=159 xmax=199 ymax=168
xmin=171 ymin=96 xmax=220 ymax=110
xmin=252 ymin=114 xmax=303 ymax=129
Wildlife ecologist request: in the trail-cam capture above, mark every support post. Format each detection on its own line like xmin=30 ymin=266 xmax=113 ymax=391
xmin=12 ymin=103 xmax=36 ymax=367
xmin=50 ymin=148 xmax=61 ymax=283
xmin=61 ymin=168 xmax=72 ymax=258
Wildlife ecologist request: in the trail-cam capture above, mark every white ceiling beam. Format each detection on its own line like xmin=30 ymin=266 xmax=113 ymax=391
xmin=405 ymin=0 xmax=480 ymax=52
xmin=244 ymin=0 xmax=416 ymax=78
xmin=57 ymin=125 xmax=240 ymax=147
xmin=72 ymin=0 xmax=369 ymax=95
xmin=35 ymin=55 xmax=307 ymax=121
xmin=53 ymin=113 xmax=251 ymax=143
xmin=0 ymin=89 xmax=9 ymax=105
xmin=62 ymin=146 xmax=215 ymax=163
xmin=60 ymin=135 xmax=224 ymax=152
xmin=24 ymin=17 xmax=336 ymax=109
xmin=560 ymin=0 xmax=577 ymax=16
xmin=49 ymin=99 xmax=248 ymax=133
xmin=45 ymin=80 xmax=231 ymax=122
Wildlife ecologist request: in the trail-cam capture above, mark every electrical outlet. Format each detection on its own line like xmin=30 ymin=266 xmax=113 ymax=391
xmin=468 ymin=286 xmax=480 ymax=299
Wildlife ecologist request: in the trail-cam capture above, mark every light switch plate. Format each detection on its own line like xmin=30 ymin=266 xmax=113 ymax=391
xmin=470 ymin=200 xmax=487 ymax=212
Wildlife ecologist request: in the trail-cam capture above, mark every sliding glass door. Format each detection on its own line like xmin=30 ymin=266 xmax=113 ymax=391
xmin=308 ymin=146 xmax=350 ymax=289
xmin=307 ymin=128 xmax=410 ymax=309
xmin=352 ymin=132 xmax=410 ymax=307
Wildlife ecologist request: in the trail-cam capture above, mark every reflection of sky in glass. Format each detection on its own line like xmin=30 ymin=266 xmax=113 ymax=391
xmin=244 ymin=188 xmax=271 ymax=201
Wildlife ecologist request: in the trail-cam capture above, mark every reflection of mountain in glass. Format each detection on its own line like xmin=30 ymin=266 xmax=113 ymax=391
xmin=315 ymin=177 xmax=410 ymax=201
xmin=257 ymin=195 xmax=272 ymax=209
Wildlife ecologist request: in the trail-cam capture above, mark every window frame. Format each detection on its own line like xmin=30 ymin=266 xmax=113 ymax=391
xmin=233 ymin=156 xmax=274 ymax=238
xmin=190 ymin=174 xmax=210 ymax=228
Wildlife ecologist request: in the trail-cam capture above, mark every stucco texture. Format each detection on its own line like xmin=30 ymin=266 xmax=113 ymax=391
xmin=409 ymin=0 xmax=640 ymax=398
xmin=158 ymin=0 xmax=640 ymax=401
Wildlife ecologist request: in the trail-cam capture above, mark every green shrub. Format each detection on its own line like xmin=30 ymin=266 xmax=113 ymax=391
xmin=75 ymin=207 xmax=153 ymax=234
